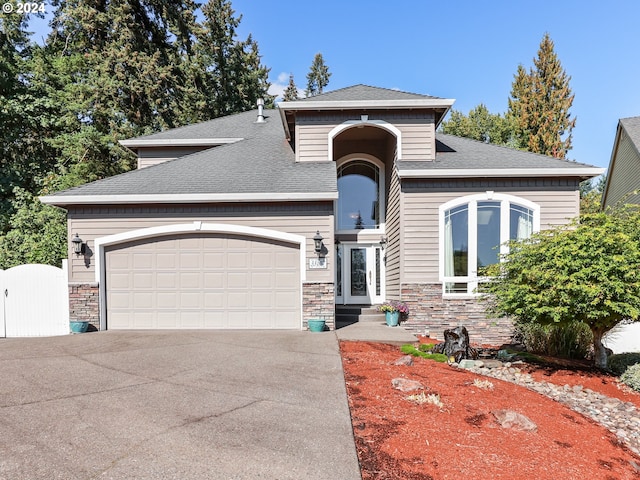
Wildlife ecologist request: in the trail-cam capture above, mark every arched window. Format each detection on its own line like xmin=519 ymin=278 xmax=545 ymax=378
xmin=337 ymin=159 xmax=383 ymax=231
xmin=439 ymin=193 xmax=540 ymax=295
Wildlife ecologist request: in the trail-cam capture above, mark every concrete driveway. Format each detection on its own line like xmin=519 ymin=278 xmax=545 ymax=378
xmin=0 ymin=330 xmax=362 ymax=479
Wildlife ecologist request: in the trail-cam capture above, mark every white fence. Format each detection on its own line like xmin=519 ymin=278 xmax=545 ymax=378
xmin=0 ymin=262 xmax=69 ymax=337
xmin=604 ymin=323 xmax=640 ymax=354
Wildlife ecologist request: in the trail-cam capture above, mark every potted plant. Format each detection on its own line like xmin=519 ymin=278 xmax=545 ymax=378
xmin=377 ymin=301 xmax=409 ymax=327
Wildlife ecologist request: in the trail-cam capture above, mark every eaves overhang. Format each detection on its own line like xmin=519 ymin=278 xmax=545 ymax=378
xmin=119 ymin=138 xmax=243 ymax=149
xmin=396 ymin=167 xmax=606 ymax=179
xmin=40 ymin=191 xmax=339 ymax=207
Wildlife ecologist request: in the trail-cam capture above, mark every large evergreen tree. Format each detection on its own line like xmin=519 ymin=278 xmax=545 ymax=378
xmin=282 ymin=73 xmax=299 ymax=101
xmin=305 ymin=52 xmax=330 ymax=97
xmin=189 ymin=0 xmax=272 ymax=120
xmin=507 ymin=33 xmax=576 ymax=159
xmin=0 ymin=0 xmax=274 ymax=268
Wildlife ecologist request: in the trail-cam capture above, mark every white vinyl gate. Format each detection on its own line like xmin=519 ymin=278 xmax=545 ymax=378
xmin=0 ymin=262 xmax=69 ymax=337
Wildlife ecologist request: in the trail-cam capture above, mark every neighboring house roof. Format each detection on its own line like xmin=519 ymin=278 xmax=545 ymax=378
xmin=396 ymin=134 xmax=604 ymax=179
xmin=41 ymin=109 xmax=338 ymax=206
xmin=602 ymin=116 xmax=640 ymax=207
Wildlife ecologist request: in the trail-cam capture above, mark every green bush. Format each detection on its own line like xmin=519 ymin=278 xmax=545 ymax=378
xmin=620 ymin=363 xmax=640 ymax=392
xmin=608 ymin=353 xmax=640 ymax=376
xmin=401 ymin=344 xmax=448 ymax=362
xmin=514 ymin=321 xmax=593 ymax=359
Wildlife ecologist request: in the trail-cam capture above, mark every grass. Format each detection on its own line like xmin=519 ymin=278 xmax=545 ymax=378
xmin=401 ymin=344 xmax=448 ymax=362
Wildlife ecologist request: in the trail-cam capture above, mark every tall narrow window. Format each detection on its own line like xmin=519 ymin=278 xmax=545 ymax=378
xmin=337 ymin=160 xmax=382 ymax=231
xmin=441 ymin=194 xmax=539 ymax=295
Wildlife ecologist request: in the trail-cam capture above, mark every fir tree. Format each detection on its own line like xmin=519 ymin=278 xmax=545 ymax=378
xmin=192 ymin=0 xmax=272 ymax=119
xmin=305 ymin=52 xmax=330 ymax=97
xmin=507 ymin=33 xmax=576 ymax=159
xmin=282 ymin=74 xmax=299 ymax=101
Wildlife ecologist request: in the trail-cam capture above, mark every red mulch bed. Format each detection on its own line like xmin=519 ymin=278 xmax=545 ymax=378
xmin=340 ymin=339 xmax=640 ymax=480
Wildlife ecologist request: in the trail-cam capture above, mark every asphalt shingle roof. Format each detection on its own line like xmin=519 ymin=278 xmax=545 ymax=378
xmin=292 ymin=84 xmax=444 ymax=102
xmin=46 ymin=109 xmax=337 ymax=198
xmin=396 ymin=133 xmax=598 ymax=171
xmin=620 ymin=117 xmax=640 ymax=149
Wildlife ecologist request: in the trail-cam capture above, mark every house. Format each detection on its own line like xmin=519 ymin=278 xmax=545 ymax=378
xmin=601 ymin=116 xmax=640 ymax=353
xmin=602 ymin=116 xmax=640 ymax=208
xmin=41 ymin=85 xmax=603 ymax=344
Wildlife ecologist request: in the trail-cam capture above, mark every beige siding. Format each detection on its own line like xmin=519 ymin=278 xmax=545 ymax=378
xmin=294 ymin=110 xmax=436 ymax=163
xmin=384 ymin=164 xmax=402 ymax=299
xmin=136 ymin=146 xmax=212 ymax=168
xmin=296 ymin=124 xmax=333 ymax=162
xmin=67 ymin=203 xmax=334 ymax=284
xmin=400 ymin=180 xmax=580 ymax=283
xmin=397 ymin=118 xmax=435 ymax=161
xmin=604 ymin=132 xmax=640 ymax=207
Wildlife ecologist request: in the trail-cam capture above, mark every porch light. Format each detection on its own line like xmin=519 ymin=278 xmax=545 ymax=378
xmin=313 ymin=231 xmax=324 ymax=255
xmin=379 ymin=236 xmax=388 ymax=250
xmin=71 ymin=233 xmax=84 ymax=256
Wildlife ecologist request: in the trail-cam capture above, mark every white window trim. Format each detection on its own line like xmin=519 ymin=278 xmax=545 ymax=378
xmin=438 ymin=192 xmax=540 ymax=297
xmin=335 ymin=154 xmax=386 ymax=234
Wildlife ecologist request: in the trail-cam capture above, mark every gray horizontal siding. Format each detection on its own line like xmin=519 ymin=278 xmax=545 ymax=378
xmin=604 ymin=132 xmax=640 ymax=207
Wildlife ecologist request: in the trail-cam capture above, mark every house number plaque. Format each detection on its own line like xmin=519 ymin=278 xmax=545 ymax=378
xmin=309 ymin=258 xmax=327 ymax=269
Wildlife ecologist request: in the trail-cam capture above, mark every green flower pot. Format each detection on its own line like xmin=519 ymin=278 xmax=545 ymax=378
xmin=385 ymin=311 xmax=400 ymax=327
xmin=308 ymin=319 xmax=326 ymax=332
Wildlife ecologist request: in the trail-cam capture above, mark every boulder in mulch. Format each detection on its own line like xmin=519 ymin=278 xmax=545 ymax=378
xmin=492 ymin=409 xmax=538 ymax=432
xmin=393 ymin=355 xmax=414 ymax=366
xmin=391 ymin=378 xmax=424 ymax=392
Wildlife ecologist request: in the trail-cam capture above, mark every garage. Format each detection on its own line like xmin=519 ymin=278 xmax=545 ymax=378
xmin=105 ymin=232 xmax=301 ymax=329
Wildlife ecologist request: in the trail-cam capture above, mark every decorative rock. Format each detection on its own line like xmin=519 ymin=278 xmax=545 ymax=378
xmin=492 ymin=409 xmax=538 ymax=432
xmin=391 ymin=378 xmax=424 ymax=392
xmin=393 ymin=355 xmax=414 ymax=366
xmin=462 ymin=361 xmax=640 ymax=455
xmin=457 ymin=359 xmax=477 ymax=369
xmin=482 ymin=359 xmax=504 ymax=369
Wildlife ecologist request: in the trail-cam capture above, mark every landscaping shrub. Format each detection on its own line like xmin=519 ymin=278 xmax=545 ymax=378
xmin=608 ymin=353 xmax=640 ymax=376
xmin=514 ymin=321 xmax=593 ymax=359
xmin=620 ymin=363 xmax=640 ymax=392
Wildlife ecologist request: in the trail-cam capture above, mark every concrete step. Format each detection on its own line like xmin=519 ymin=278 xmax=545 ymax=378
xmin=335 ymin=305 xmax=384 ymax=324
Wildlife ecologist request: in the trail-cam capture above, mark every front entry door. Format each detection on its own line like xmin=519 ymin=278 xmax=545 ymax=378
xmin=338 ymin=244 xmax=384 ymax=305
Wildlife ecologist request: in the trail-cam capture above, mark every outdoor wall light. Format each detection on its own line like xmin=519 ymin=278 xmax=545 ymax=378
xmin=72 ymin=233 xmax=85 ymax=256
xmin=313 ymin=231 xmax=324 ymax=255
xmin=379 ymin=236 xmax=388 ymax=250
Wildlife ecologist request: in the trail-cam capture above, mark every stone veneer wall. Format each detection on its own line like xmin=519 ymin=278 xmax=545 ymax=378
xmin=303 ymin=282 xmax=335 ymax=330
xmin=401 ymin=283 xmax=514 ymax=346
xmin=69 ymin=283 xmax=100 ymax=331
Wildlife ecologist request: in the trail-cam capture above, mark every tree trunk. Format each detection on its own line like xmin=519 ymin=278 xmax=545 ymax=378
xmin=592 ymin=329 xmax=608 ymax=370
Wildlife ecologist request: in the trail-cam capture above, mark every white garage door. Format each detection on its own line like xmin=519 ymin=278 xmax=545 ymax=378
xmin=105 ymin=233 xmax=301 ymax=329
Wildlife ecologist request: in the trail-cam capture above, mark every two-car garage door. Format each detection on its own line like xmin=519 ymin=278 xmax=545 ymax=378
xmin=105 ymin=233 xmax=301 ymax=329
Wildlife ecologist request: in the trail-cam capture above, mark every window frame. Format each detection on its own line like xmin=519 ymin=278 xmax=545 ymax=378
xmin=438 ymin=192 xmax=540 ymax=297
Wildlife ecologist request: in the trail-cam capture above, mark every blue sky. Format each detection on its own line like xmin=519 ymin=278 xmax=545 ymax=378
xmin=227 ymin=0 xmax=639 ymax=171
xmin=28 ymin=0 xmax=640 ymax=171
